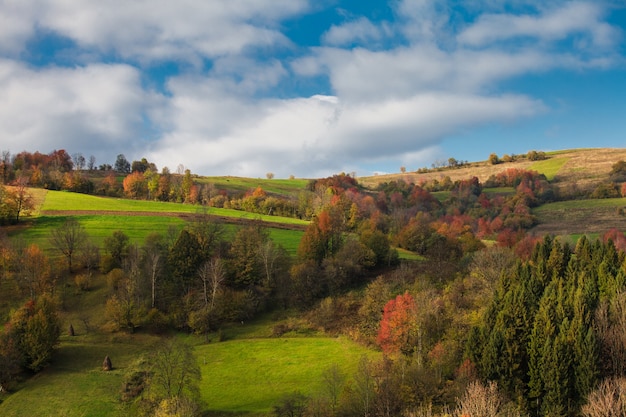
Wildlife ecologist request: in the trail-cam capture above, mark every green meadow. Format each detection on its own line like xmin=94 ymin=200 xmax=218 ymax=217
xmin=10 ymin=190 xmax=307 ymax=255
xmin=42 ymin=190 xmax=309 ymax=226
xmin=198 ymin=337 xmax=378 ymax=414
xmin=196 ymin=176 xmax=310 ymax=196
xmin=0 ymin=333 xmax=376 ymax=417
xmin=530 ymin=157 xmax=570 ymax=180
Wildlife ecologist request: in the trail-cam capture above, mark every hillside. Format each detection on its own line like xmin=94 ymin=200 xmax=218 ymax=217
xmin=3 ymin=147 xmax=626 ymax=416
xmin=359 ymin=147 xmax=626 ymax=238
xmin=359 ymin=148 xmax=626 ymax=191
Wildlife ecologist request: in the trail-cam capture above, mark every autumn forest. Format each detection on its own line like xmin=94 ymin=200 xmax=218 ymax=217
xmin=1 ymin=148 xmax=626 ymax=416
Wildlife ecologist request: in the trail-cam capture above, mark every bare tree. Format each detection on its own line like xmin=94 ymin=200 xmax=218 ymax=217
xmin=146 ymin=249 xmax=161 ymax=309
xmin=88 ymin=155 xmax=96 ymax=171
xmin=454 ymin=380 xmax=522 ymax=417
xmin=72 ymin=153 xmax=85 ymax=171
xmin=49 ymin=218 xmax=87 ymax=273
xmin=151 ymin=339 xmax=201 ymax=400
xmin=350 ymin=356 xmax=376 ymax=417
xmin=322 ymin=364 xmax=345 ymax=415
xmin=258 ymin=240 xmax=282 ymax=288
xmin=78 ymin=240 xmax=100 ymax=274
xmin=595 ymin=293 xmax=626 ymax=376
xmin=10 ymin=176 xmax=34 ymax=223
xmin=582 ymin=377 xmax=626 ymax=417
xmin=198 ymin=257 xmax=225 ymax=308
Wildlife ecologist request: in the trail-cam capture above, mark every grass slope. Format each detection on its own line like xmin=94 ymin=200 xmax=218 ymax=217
xmin=0 ymin=334 xmax=159 ymax=417
xmin=196 ymin=177 xmax=310 ymax=196
xmin=10 ymin=190 xmax=306 ymax=255
xmin=198 ymin=337 xmax=377 ymax=414
xmin=530 ymin=157 xmax=569 ymax=181
xmin=532 ymin=197 xmax=626 ymax=237
xmin=359 ymin=148 xmax=626 ymax=190
xmin=41 ymin=191 xmax=308 ymax=226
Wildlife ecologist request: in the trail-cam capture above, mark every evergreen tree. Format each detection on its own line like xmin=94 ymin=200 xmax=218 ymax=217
xmin=167 ymin=230 xmax=203 ymax=297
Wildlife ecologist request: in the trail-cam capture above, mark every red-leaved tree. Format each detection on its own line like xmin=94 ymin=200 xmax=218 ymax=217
xmin=376 ymin=292 xmax=418 ymax=355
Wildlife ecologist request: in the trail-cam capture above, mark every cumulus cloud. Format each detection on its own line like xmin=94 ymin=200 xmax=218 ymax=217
xmin=3 ymin=0 xmax=309 ymax=62
xmin=458 ymin=2 xmax=620 ymax=50
xmin=0 ymin=0 xmax=622 ymax=177
xmin=0 ymin=2 xmax=34 ymax=55
xmin=0 ymin=60 xmax=151 ymax=162
xmin=147 ymin=65 xmax=546 ymax=177
xmin=321 ymin=17 xmax=390 ymax=47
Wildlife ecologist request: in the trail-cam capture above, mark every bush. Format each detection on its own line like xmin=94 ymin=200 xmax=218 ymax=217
xmin=527 ymin=150 xmax=547 ymax=161
xmin=74 ymin=273 xmax=91 ymax=291
xmin=488 ymin=153 xmax=500 ymax=165
xmin=591 ymin=183 xmax=620 ymax=199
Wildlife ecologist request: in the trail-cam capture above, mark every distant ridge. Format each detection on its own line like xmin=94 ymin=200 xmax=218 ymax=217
xmin=359 ymin=148 xmax=626 ymax=191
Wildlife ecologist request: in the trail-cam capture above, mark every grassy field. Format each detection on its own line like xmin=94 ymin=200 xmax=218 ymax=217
xmin=533 ymin=197 xmax=626 ymax=212
xmin=41 ymin=190 xmax=309 ymax=227
xmin=8 ymin=190 xmax=307 ymax=256
xmin=0 ymin=333 xmax=160 ymax=417
xmin=198 ymin=337 xmax=377 ymax=414
xmin=532 ymin=197 xmax=626 ymax=237
xmin=359 ymin=148 xmax=626 ymax=191
xmin=530 ymin=157 xmax=570 ymax=180
xmin=0 ymin=276 xmax=376 ymax=417
xmin=196 ymin=176 xmax=310 ymax=196
xmin=0 ymin=331 xmax=377 ymax=417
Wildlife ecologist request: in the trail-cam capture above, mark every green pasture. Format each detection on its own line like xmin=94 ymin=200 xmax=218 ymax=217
xmin=197 ymin=337 xmax=378 ymax=414
xmin=8 ymin=189 xmax=308 ymax=255
xmin=0 ymin=333 xmax=162 ymax=417
xmin=432 ymin=191 xmax=450 ymax=202
xmin=530 ymin=157 xmax=569 ymax=180
xmin=13 ymin=214 xmax=303 ymax=256
xmin=196 ymin=176 xmax=310 ymax=196
xmin=0 ymin=332 xmax=377 ymax=417
xmin=12 ymin=215 xmax=185 ymax=253
xmin=397 ymin=248 xmax=424 ymax=261
xmin=42 ymin=190 xmax=309 ymax=227
xmin=268 ymin=228 xmax=304 ymax=256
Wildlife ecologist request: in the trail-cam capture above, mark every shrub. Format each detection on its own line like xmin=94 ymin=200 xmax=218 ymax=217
xmin=591 ymin=183 xmax=619 ymax=199
xmin=74 ymin=273 xmax=91 ymax=291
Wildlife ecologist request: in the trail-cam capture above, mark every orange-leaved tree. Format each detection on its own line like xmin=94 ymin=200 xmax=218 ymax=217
xmin=377 ymin=292 xmax=418 ymax=355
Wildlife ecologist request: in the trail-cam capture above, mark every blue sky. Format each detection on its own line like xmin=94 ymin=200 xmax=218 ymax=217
xmin=0 ymin=1 xmax=625 ymax=178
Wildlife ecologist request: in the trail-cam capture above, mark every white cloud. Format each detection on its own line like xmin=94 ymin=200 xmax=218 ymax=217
xmin=0 ymin=1 xmax=623 ymax=178
xmin=0 ymin=60 xmax=150 ymax=163
xmin=0 ymin=1 xmax=35 ymax=55
xmin=458 ymin=2 xmax=620 ymax=50
xmin=35 ymin=0 xmax=309 ymax=63
xmin=321 ymin=17 xmax=389 ymax=46
xmin=146 ymin=66 xmax=545 ymax=177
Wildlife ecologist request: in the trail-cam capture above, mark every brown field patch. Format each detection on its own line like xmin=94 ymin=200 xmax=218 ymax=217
xmin=532 ymin=206 xmax=626 ymax=237
xmin=359 ymin=148 xmax=626 ymax=190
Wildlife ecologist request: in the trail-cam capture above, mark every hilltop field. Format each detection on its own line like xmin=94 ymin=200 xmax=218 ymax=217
xmin=362 ymin=148 xmax=626 ymax=238
xmin=360 ymin=148 xmax=626 ymax=188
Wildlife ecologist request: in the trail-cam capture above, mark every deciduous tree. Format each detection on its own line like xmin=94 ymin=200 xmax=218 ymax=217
xmin=49 ymin=218 xmax=87 ymax=273
xmin=6 ymin=295 xmax=61 ymax=372
xmin=377 ymin=292 xmax=418 ymax=356
xmin=150 ymin=339 xmax=201 ymax=401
